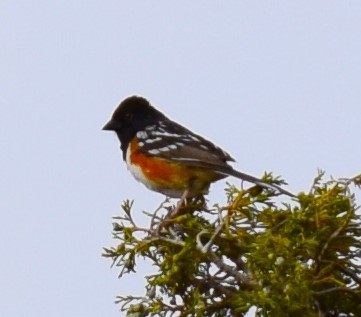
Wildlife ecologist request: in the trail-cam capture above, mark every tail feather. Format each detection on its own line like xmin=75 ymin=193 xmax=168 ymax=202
xmin=225 ymin=168 xmax=296 ymax=198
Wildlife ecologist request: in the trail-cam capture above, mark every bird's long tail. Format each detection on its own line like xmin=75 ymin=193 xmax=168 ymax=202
xmin=226 ymin=168 xmax=296 ymax=198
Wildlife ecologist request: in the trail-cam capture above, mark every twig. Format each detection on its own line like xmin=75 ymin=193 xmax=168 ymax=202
xmin=196 ymin=211 xmax=224 ymax=253
xmin=312 ymin=287 xmax=360 ymax=295
xmin=318 ymin=209 xmax=353 ymax=262
xmin=196 ymin=229 xmax=253 ymax=286
xmin=321 ymin=260 xmax=361 ymax=285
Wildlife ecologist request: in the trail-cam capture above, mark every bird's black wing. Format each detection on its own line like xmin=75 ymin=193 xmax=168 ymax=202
xmin=135 ymin=120 xmax=235 ymax=167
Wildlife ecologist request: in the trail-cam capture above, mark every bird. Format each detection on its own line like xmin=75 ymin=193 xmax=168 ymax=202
xmin=102 ymin=95 xmax=295 ymax=200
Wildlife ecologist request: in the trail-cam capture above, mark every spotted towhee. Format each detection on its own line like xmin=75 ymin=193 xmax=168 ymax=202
xmin=103 ymin=96 xmax=295 ymax=198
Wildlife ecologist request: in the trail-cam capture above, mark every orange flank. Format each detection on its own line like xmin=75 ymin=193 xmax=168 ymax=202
xmin=128 ymin=139 xmax=223 ymax=195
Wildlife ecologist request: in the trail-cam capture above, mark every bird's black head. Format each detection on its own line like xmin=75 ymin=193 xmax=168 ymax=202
xmin=103 ymin=96 xmax=167 ymax=156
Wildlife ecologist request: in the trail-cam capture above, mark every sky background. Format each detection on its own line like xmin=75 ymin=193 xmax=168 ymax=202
xmin=1 ymin=2 xmax=361 ymax=316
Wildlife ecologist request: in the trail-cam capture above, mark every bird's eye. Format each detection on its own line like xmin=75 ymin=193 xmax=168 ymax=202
xmin=125 ymin=112 xmax=133 ymax=120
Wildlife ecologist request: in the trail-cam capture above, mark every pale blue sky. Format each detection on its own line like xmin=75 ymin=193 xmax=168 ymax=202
xmin=1 ymin=2 xmax=360 ymax=316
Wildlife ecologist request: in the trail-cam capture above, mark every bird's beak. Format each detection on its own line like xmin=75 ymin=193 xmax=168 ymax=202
xmin=102 ymin=119 xmax=118 ymax=131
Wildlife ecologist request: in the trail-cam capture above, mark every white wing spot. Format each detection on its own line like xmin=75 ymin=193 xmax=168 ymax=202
xmin=158 ymin=146 xmax=171 ymax=152
xmin=168 ymin=144 xmax=178 ymax=150
xmin=136 ymin=131 xmax=148 ymax=139
xmin=145 ymin=137 xmax=162 ymax=144
xmin=189 ymin=135 xmax=200 ymax=141
xmin=148 ymin=149 xmax=161 ymax=155
xmin=152 ymin=131 xmax=182 ymax=138
xmin=159 ymin=122 xmax=167 ymax=128
xmin=200 ymin=144 xmax=209 ymax=150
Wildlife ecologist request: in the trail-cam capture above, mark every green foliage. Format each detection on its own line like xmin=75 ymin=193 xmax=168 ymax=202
xmin=103 ymin=172 xmax=361 ymax=317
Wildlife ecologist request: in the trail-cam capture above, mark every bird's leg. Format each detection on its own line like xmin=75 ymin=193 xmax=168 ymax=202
xmin=154 ymin=188 xmax=190 ymax=235
xmin=170 ymin=188 xmax=190 ymax=217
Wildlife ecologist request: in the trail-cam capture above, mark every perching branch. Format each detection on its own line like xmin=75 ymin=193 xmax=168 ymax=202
xmin=104 ymin=172 xmax=361 ymax=317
